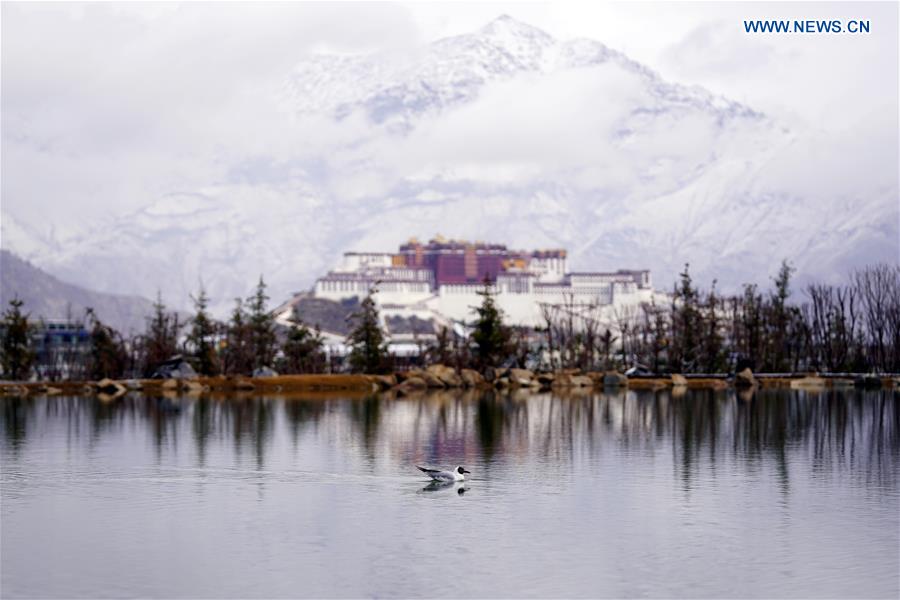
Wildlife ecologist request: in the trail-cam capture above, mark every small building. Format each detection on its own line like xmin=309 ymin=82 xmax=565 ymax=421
xmin=32 ymin=319 xmax=92 ymax=380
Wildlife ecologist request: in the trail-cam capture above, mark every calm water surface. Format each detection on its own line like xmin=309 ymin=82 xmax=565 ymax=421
xmin=1 ymin=388 xmax=898 ymax=598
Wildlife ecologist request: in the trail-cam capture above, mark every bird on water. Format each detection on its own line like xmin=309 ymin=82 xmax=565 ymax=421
xmin=417 ymin=465 xmax=471 ymax=482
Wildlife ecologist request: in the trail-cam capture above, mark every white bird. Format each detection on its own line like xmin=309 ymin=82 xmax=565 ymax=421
xmin=417 ymin=465 xmax=470 ymax=482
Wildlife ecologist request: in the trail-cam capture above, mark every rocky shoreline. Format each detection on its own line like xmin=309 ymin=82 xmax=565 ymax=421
xmin=1 ymin=366 xmax=898 ymax=398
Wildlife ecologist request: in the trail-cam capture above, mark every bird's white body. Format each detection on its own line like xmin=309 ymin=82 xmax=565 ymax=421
xmin=417 ymin=465 xmax=469 ymax=482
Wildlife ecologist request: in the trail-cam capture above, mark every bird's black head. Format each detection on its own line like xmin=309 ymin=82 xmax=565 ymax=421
xmin=458 ymin=466 xmax=471 ymax=474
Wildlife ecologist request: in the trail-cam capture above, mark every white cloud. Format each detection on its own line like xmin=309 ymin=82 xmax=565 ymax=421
xmin=1 ymin=2 xmax=421 ymax=224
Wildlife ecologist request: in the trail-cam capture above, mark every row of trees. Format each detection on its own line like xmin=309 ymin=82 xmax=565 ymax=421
xmin=3 ymin=263 xmax=899 ymax=381
xmin=535 ymin=262 xmax=900 ymax=374
xmin=1 ymin=278 xmax=331 ymax=381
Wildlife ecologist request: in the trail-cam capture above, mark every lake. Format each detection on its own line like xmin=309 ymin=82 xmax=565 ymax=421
xmin=1 ymin=388 xmax=898 ymax=598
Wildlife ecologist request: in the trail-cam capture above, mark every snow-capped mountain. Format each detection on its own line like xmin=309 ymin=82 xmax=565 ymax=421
xmin=3 ymin=15 xmax=896 ymax=318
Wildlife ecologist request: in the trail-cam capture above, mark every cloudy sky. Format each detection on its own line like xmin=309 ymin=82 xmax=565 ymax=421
xmin=1 ymin=1 xmax=897 ymax=311
xmin=2 ymin=1 xmax=896 ymax=221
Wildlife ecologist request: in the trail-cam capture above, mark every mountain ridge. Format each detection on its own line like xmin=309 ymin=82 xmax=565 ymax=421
xmin=0 ymin=249 xmax=156 ymax=334
xmin=3 ymin=15 xmax=895 ymax=317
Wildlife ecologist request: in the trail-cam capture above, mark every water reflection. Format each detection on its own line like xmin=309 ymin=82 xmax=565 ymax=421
xmin=2 ymin=388 xmax=898 ymax=599
xmin=1 ymin=388 xmax=898 ymax=490
xmin=419 ymin=480 xmax=468 ymax=494
xmin=349 ymin=395 xmax=382 ymax=460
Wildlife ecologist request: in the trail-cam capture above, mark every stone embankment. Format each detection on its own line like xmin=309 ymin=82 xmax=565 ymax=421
xmin=1 ymin=368 xmax=897 ymax=397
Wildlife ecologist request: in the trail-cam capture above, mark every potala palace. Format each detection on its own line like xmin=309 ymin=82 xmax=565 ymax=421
xmin=275 ymin=236 xmax=658 ymax=353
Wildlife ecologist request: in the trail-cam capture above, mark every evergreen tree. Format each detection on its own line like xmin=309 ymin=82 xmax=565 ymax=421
xmin=643 ymin=300 xmax=669 ymax=373
xmin=671 ymin=263 xmax=700 ymax=372
xmin=470 ymin=276 xmax=510 ymax=371
xmin=187 ymin=286 xmax=219 ymax=375
xmin=700 ymin=281 xmax=726 ymax=373
xmin=347 ymin=287 xmax=389 ymax=374
xmin=1 ymin=298 xmax=35 ymax=381
xmin=247 ymin=277 xmax=277 ymax=371
xmin=141 ymin=293 xmax=181 ymax=376
xmin=739 ymin=283 xmax=764 ymax=369
xmin=280 ymin=313 xmax=325 ymax=374
xmin=767 ymin=260 xmax=794 ymax=371
xmin=85 ymin=308 xmax=127 ymax=380
xmin=223 ymin=298 xmax=252 ymax=375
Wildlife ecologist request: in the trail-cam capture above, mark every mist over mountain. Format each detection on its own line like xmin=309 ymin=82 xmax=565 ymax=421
xmin=3 ymin=15 xmax=897 ymax=316
xmin=0 ymin=250 xmax=155 ymax=334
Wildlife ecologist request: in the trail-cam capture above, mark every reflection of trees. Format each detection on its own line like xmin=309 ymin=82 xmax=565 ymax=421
xmin=222 ymin=397 xmax=273 ymax=470
xmin=3 ymin=390 xmax=897 ymax=492
xmin=193 ymin=398 xmax=213 ymax=467
xmin=146 ymin=396 xmax=182 ymax=457
xmin=283 ymin=397 xmax=327 ymax=446
xmin=1 ymin=396 xmax=29 ymax=454
xmin=475 ymin=391 xmax=504 ymax=460
xmin=421 ymin=388 xmax=899 ymax=492
xmin=349 ymin=395 xmax=382 ymax=461
xmin=668 ymin=389 xmax=899 ymax=490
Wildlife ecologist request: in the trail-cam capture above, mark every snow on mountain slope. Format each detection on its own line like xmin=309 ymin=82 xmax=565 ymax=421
xmin=4 ymin=15 xmax=896 ymax=317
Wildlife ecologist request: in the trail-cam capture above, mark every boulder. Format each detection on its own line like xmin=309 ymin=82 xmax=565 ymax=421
xmin=494 ymin=377 xmax=511 ymax=389
xmin=508 ymin=368 xmax=535 ymax=387
xmin=395 ymin=376 xmax=427 ymax=395
xmin=422 ymin=372 xmax=446 ymax=388
xmin=161 ymin=379 xmax=179 ymax=390
xmin=96 ymin=378 xmax=127 ymax=396
xmin=734 ymin=368 xmax=757 ymax=388
xmin=395 ymin=369 xmax=421 ymax=383
xmin=426 ymin=364 xmax=463 ymax=388
xmin=585 ymin=371 xmax=605 ymax=385
xmin=152 ymin=355 xmax=198 ymax=380
xmin=370 ymin=374 xmax=397 ymax=390
xmin=183 ymin=380 xmax=208 ymax=395
xmin=536 ymin=372 xmax=555 ymax=386
xmin=402 ymin=376 xmax=428 ymax=389
xmin=671 ymin=374 xmax=688 ymax=387
xmin=603 ymin=372 xmax=628 ymax=387
xmin=460 ymin=369 xmax=485 ymax=388
xmin=97 ymin=378 xmax=126 ymax=395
